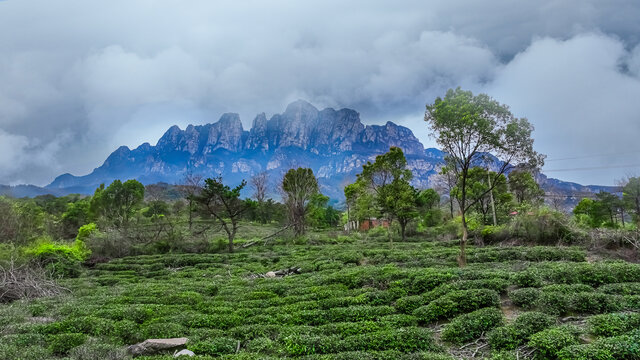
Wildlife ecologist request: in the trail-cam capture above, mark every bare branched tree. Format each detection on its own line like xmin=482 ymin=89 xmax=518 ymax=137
xmin=250 ymin=172 xmax=269 ymax=203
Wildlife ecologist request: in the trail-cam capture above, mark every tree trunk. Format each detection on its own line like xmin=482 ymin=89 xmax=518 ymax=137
xmin=487 ymin=172 xmax=497 ymax=226
xmin=459 ymin=209 xmax=468 ymax=267
xmin=400 ymin=220 xmax=406 ymax=242
xmin=228 ymin=223 xmax=237 ymax=253
xmin=188 ymin=199 xmax=193 ymax=231
xmin=449 ymin=197 xmax=454 ymax=219
xmin=621 ymin=207 xmax=626 ymax=227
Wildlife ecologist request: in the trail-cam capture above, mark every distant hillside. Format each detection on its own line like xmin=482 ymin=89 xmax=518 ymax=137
xmin=0 ymin=100 xmax=612 ymax=208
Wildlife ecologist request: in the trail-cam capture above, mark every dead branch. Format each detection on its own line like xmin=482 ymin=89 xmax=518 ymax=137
xmin=0 ymin=258 xmax=67 ymax=303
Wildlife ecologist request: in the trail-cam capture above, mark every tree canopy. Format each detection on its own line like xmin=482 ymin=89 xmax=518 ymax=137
xmin=425 ymin=88 xmax=543 ymax=266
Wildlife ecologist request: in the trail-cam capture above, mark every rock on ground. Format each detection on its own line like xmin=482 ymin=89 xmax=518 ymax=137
xmin=127 ymin=338 xmax=188 ymax=356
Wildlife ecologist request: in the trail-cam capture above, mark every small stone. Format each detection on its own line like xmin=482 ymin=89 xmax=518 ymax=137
xmin=265 ymin=271 xmax=277 ymax=278
xmin=174 ymin=349 xmax=195 ymax=357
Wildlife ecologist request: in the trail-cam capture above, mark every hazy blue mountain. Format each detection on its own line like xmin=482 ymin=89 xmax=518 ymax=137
xmin=39 ymin=100 xmax=614 ymax=206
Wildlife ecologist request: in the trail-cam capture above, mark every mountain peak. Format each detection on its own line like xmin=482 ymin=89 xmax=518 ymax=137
xmin=284 ymin=99 xmax=319 ymax=120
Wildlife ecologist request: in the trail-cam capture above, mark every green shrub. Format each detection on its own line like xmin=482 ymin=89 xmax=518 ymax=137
xmin=597 ymin=282 xmax=640 ymax=295
xmin=569 ymin=292 xmax=622 ymax=314
xmin=556 ymin=344 xmax=614 ymax=360
xmin=592 ymin=329 xmax=640 ymax=359
xmin=410 ymin=271 xmax=457 ymax=294
xmin=395 ymin=295 xmax=426 ymax=314
xmin=542 ymin=284 xmax=594 ymax=293
xmin=513 ymin=269 xmax=543 ymax=288
xmin=413 ymin=289 xmax=500 ymax=323
xmin=49 ymin=333 xmax=87 ymax=355
xmin=512 ymin=312 xmax=556 ymax=338
xmin=25 ymin=236 xmax=91 ymax=277
xmin=509 ymin=288 xmax=541 ymax=309
xmin=528 ymin=327 xmax=581 ymax=359
xmin=188 ymin=338 xmax=237 ymax=356
xmin=536 ymin=292 xmax=569 ymax=315
xmin=488 ymin=326 xmax=519 ymax=350
xmin=340 ymin=327 xmax=437 ymax=353
xmin=488 ymin=312 xmax=555 ymax=350
xmin=587 ymin=312 xmax=640 ymax=337
xmin=143 ymin=322 xmax=186 ymax=339
xmin=441 ymin=307 xmax=504 ymax=344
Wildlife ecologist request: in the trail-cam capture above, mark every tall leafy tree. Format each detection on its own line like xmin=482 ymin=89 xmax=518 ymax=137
xmin=623 ymin=177 xmax=640 ymax=227
xmin=425 ymin=88 xmax=543 ymax=266
xmin=508 ymin=170 xmax=544 ymax=205
xmin=90 ymin=179 xmax=145 ymax=229
xmin=357 ymin=147 xmax=419 ymax=242
xmin=452 ymin=167 xmax=512 ymax=226
xmin=282 ymin=168 xmax=319 ymax=236
xmin=192 ymin=177 xmax=248 ymax=252
xmin=416 ymin=188 xmax=442 ymax=227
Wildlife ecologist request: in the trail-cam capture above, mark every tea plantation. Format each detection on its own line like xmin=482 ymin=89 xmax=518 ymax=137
xmin=2 ymin=231 xmax=640 ymax=359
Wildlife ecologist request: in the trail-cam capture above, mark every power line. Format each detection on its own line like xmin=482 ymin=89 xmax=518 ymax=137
xmin=543 ymin=163 xmax=640 ymax=173
xmin=546 ymin=150 xmax=640 ymax=162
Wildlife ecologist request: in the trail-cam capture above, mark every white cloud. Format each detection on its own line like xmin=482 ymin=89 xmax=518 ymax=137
xmin=483 ymin=34 xmax=640 ymax=185
xmin=0 ymin=1 xmax=639 ymax=186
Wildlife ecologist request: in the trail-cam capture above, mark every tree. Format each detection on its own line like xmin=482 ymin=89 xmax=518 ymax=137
xmin=0 ymin=197 xmax=18 ymax=243
xmin=192 ymin=177 xmax=249 ymax=253
xmin=282 ymin=168 xmax=319 ymax=236
xmin=61 ymin=199 xmax=91 ymax=237
xmin=416 ymin=188 xmax=442 ymax=227
xmin=425 ymin=88 xmax=543 ymax=266
xmin=452 ymin=167 xmax=512 ymax=226
xmin=595 ymin=191 xmax=622 ymax=227
xmin=250 ymin=172 xmax=272 ymax=224
xmin=90 ymin=179 xmax=145 ymax=229
xmin=623 ymin=177 xmax=640 ymax=227
xmin=181 ymin=172 xmax=204 ymax=231
xmin=357 ymin=147 xmax=419 ymax=242
xmin=250 ymin=172 xmax=269 ymax=203
xmin=509 ymin=170 xmax=544 ymax=205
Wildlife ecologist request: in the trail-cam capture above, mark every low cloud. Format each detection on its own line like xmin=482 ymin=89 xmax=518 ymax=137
xmin=0 ymin=1 xmax=639 ymax=186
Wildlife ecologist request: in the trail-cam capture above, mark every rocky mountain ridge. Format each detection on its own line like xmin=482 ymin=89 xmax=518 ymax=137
xmin=34 ymin=100 xmax=615 ymax=206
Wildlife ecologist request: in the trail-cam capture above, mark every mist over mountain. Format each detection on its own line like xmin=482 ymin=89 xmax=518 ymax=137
xmin=24 ymin=100 xmax=608 ymax=207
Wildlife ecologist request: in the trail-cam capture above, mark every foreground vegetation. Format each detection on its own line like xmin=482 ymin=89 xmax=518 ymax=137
xmin=2 ymin=225 xmax=640 ymax=359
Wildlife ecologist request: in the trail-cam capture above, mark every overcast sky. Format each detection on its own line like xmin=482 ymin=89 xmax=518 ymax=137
xmin=1 ymin=0 xmax=640 ymax=186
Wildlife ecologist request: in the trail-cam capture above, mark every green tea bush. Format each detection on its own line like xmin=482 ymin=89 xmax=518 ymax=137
xmin=488 ymin=326 xmax=519 ymax=350
xmin=569 ymin=292 xmax=622 ymax=314
xmin=327 ymin=305 xmax=395 ymax=322
xmin=488 ymin=312 xmax=556 ymax=350
xmin=188 ymin=338 xmax=238 ymax=356
xmin=542 ymin=284 xmax=594 ymax=294
xmin=410 ymin=270 xmax=458 ymax=294
xmin=556 ymin=344 xmax=614 ymax=360
xmin=587 ymin=312 xmax=640 ymax=337
xmin=509 ymin=288 xmax=541 ymax=309
xmin=413 ymin=289 xmax=500 ymax=323
xmin=528 ymin=326 xmax=581 ymax=359
xmin=512 ymin=312 xmax=556 ymax=339
xmin=597 ymin=282 xmax=640 ymax=295
xmin=48 ymin=332 xmax=87 ymax=355
xmin=378 ymin=314 xmax=418 ymax=327
xmin=395 ymin=295 xmax=426 ymax=314
xmin=536 ymin=291 xmax=569 ymax=315
xmin=339 ymin=327 xmax=437 ymax=353
xmin=143 ymin=322 xmax=187 ymax=339
xmin=556 ymin=329 xmax=640 ymax=360
xmin=441 ymin=307 xmax=504 ymax=344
